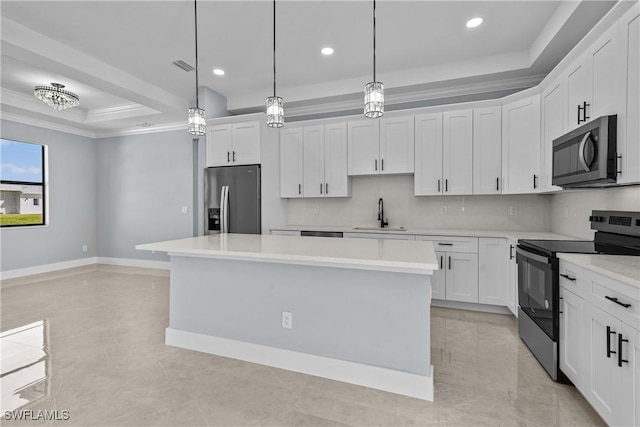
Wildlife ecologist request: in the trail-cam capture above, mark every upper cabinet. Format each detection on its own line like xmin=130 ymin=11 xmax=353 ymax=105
xmin=473 ymin=106 xmax=502 ymax=194
xmin=501 ymin=94 xmax=541 ymax=194
xmin=617 ymin=4 xmax=640 ymax=184
xmin=540 ymin=79 xmax=564 ymax=193
xmin=348 ymin=116 xmax=414 ymax=176
xmin=565 ymin=26 xmax=619 ymax=132
xmin=415 ymin=109 xmax=473 ymax=195
xmin=281 ymin=123 xmax=350 ymax=198
xmin=206 ymin=121 xmax=261 ymax=167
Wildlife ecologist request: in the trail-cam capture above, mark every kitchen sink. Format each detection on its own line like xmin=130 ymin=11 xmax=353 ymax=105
xmin=353 ymin=226 xmax=407 ymax=232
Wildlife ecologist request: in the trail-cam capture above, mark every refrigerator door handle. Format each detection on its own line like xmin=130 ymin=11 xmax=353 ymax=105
xmin=221 ymin=185 xmax=230 ymax=233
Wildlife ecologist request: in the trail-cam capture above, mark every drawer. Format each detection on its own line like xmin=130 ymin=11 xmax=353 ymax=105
xmin=559 ymin=260 xmax=584 ymax=297
xmin=584 ymin=269 xmax=640 ymax=329
xmin=415 ymin=236 xmax=478 ymax=253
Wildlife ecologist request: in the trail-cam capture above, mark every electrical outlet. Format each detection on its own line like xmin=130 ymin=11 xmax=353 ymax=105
xmin=441 ymin=206 xmax=447 ymax=215
xmin=181 ymin=206 xmax=188 ymax=214
xmin=313 ymin=205 xmax=320 ymax=214
xmin=281 ymin=311 xmax=292 ymax=329
xmin=510 ymin=206 xmax=518 ymax=216
xmin=82 ymin=245 xmax=88 ymax=252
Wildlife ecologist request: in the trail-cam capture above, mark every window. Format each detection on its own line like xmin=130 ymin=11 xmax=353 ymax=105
xmin=0 ymin=139 xmax=46 ymax=227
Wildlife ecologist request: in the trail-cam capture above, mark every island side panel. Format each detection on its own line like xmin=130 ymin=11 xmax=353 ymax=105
xmin=168 ymin=256 xmax=431 ymax=375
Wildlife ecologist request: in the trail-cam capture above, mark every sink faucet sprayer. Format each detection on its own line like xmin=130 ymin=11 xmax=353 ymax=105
xmin=378 ymin=198 xmax=389 ymax=228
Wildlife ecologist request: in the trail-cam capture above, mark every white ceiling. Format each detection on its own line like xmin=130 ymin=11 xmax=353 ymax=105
xmin=0 ymin=0 xmax=617 ymax=137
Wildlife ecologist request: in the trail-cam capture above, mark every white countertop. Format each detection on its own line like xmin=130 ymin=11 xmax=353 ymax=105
xmin=271 ymin=225 xmax=580 ymax=242
xmin=136 ymin=234 xmax=438 ymax=275
xmin=557 ymin=253 xmax=640 ymax=288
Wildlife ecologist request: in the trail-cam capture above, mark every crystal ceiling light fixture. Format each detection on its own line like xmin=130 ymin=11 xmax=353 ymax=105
xmin=188 ymin=0 xmax=206 ymax=136
xmin=34 ymin=83 xmax=79 ymax=111
xmin=266 ymin=0 xmax=284 ymax=128
xmin=364 ymin=0 xmax=383 ymax=118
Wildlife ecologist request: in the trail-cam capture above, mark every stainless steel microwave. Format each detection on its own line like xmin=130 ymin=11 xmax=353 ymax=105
xmin=552 ymin=115 xmax=617 ymax=188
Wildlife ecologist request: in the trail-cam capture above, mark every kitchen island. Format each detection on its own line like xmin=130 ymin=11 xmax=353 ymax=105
xmin=136 ymin=234 xmax=437 ymax=400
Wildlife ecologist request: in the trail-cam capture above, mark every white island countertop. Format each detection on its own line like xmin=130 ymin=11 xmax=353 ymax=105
xmin=136 ymin=234 xmax=438 ymax=275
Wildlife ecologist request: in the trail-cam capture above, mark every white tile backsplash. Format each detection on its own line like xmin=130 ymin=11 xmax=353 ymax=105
xmin=287 ymin=175 xmax=552 ymax=231
xmin=550 ymin=185 xmax=640 ymax=239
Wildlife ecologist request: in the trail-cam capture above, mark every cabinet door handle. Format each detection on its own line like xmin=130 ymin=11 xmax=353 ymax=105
xmin=445 ymin=179 xmax=448 ymax=192
xmin=607 ymin=326 xmax=617 ymax=358
xmin=496 ymin=177 xmax=499 ymax=191
xmin=232 ymin=151 xmax=236 ymax=162
xmin=533 ymin=174 xmax=538 ymax=189
xmin=617 ymin=154 xmax=622 ymax=176
xmin=298 ymin=184 xmax=301 ymax=195
xmin=448 ymin=256 xmax=451 ymax=270
xmin=440 ymin=255 xmax=443 ymax=270
xmin=381 ymin=159 xmax=384 ymax=171
xmin=509 ymin=245 xmax=514 ymax=260
xmin=438 ymin=243 xmax=453 ymax=246
xmin=375 ymin=159 xmax=378 ymax=171
xmin=320 ymin=183 xmax=323 ymax=194
xmin=577 ymin=104 xmax=582 ymax=125
xmin=437 ymin=179 xmax=441 ymax=193
xmin=325 ymin=183 xmax=328 ymax=194
xmin=605 ymin=296 xmax=631 ymax=308
xmin=560 ymin=273 xmax=576 ymax=282
xmin=227 ymin=151 xmax=230 ymax=162
xmin=618 ymin=334 xmax=629 ymax=367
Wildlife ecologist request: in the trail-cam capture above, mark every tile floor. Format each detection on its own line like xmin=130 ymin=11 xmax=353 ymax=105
xmin=1 ymin=265 xmax=604 ymax=426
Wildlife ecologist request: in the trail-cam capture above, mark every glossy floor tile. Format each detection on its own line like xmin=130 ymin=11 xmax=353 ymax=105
xmin=1 ymin=265 xmax=604 ymax=426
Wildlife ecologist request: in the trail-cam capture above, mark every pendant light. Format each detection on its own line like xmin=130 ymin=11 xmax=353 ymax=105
xmin=364 ymin=0 xmax=384 ymax=118
xmin=188 ymin=0 xmax=206 ymax=136
xmin=266 ymin=0 xmax=284 ymax=128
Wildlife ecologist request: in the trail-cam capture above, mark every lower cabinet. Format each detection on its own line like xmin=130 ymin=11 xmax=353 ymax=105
xmin=620 ymin=322 xmax=640 ymax=427
xmin=446 ymin=252 xmax=479 ymax=303
xmin=507 ymin=239 xmax=518 ymax=316
xmin=559 ymin=286 xmax=584 ymax=387
xmin=478 ymin=238 xmax=509 ymax=306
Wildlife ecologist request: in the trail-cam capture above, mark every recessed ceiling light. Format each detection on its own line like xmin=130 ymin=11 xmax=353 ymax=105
xmin=466 ymin=17 xmax=483 ymax=28
xmin=321 ymin=47 xmax=334 ymax=56
xmin=213 ymin=68 xmax=225 ymax=76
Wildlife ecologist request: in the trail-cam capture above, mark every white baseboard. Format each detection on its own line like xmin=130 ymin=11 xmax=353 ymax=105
xmin=96 ymin=257 xmax=170 ymax=270
xmin=431 ymin=299 xmax=512 ymax=315
xmin=166 ymin=327 xmax=434 ymax=401
xmin=0 ymin=257 xmax=98 ymax=280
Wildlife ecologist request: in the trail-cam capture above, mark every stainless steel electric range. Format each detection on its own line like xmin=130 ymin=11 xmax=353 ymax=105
xmin=516 ymin=210 xmax=640 ymax=381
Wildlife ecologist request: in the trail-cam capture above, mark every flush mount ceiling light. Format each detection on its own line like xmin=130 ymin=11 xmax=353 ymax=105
xmin=466 ymin=17 xmax=483 ymax=28
xmin=266 ymin=0 xmax=284 ymax=128
xmin=321 ymin=47 xmax=334 ymax=56
xmin=34 ymin=83 xmax=79 ymax=111
xmin=364 ymin=0 xmax=383 ymax=118
xmin=213 ymin=68 xmax=225 ymax=76
xmin=188 ymin=0 xmax=206 ymax=136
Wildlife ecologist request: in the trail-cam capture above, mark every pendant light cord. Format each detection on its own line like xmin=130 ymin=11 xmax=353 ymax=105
xmin=373 ymin=0 xmax=376 ymax=83
xmin=273 ymin=0 xmax=277 ymax=97
xmin=194 ymin=0 xmax=200 ymax=108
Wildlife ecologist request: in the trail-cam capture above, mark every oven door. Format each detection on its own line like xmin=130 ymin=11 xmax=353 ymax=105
xmin=516 ymin=246 xmax=557 ymax=339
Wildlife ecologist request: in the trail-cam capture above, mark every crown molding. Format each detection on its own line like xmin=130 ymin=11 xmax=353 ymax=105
xmin=95 ymin=122 xmax=187 ymax=139
xmin=1 ymin=112 xmax=96 ymax=138
xmin=85 ymin=103 xmax=161 ymax=123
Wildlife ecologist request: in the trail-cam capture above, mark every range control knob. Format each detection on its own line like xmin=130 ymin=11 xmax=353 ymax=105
xmin=589 ymin=215 xmax=605 ymax=222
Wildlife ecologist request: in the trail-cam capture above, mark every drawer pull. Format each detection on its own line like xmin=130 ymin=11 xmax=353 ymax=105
xmin=605 ymin=296 xmax=631 ymax=308
xmin=438 ymin=243 xmax=453 ymax=246
xmin=618 ymin=334 xmax=629 ymax=367
xmin=560 ymin=273 xmax=576 ymax=282
xmin=607 ymin=326 xmax=617 ymax=358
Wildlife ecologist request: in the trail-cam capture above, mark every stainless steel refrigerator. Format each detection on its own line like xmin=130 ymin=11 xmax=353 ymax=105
xmin=204 ymin=165 xmax=261 ymax=234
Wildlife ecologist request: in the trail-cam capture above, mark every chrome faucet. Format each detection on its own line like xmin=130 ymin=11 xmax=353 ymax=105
xmin=378 ymin=198 xmax=389 ymax=228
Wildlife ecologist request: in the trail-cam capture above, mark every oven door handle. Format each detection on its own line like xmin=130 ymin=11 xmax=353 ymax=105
xmin=516 ymin=247 xmax=552 ymax=264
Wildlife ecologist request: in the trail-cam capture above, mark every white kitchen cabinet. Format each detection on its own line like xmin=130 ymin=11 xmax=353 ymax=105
xmin=540 ymin=79 xmax=564 ymax=192
xmin=473 ymin=106 xmax=502 ymax=194
xmin=302 ymin=125 xmax=326 ymax=197
xmin=507 ymin=239 xmax=518 ymax=317
xmin=443 ymin=109 xmax=473 ymax=195
xmin=414 ymin=113 xmax=443 ymax=195
xmin=206 ymin=121 xmax=260 ymax=167
xmin=348 ymin=117 xmax=414 ymax=176
xmin=501 ymin=94 xmax=541 ymax=194
xmin=379 ymin=116 xmax=414 ymax=174
xmin=619 ymin=321 xmax=640 ymax=427
xmin=617 ymin=4 xmax=640 ymax=185
xmin=478 ymin=238 xmax=509 ymax=306
xmin=323 ymin=123 xmax=350 ymax=197
xmin=565 ymin=26 xmax=619 ymax=131
xmin=431 ymin=251 xmax=446 ymax=300
xmin=415 ymin=109 xmax=472 ymax=196
xmin=559 ymin=286 xmax=584 ymax=388
xmin=416 ymin=236 xmax=478 ymax=303
xmin=280 ymin=127 xmax=303 ymax=198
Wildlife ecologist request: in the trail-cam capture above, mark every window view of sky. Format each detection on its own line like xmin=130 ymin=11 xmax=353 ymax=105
xmin=0 ymin=139 xmax=43 ymax=183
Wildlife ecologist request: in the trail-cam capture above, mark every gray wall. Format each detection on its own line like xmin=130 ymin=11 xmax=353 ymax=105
xmin=96 ymin=130 xmax=194 ymax=261
xmin=0 ymin=120 xmax=97 ymax=270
